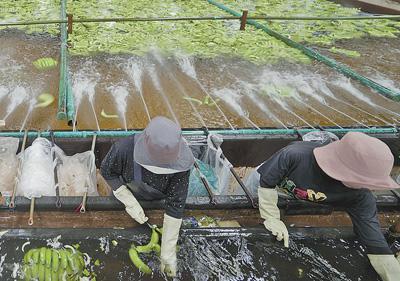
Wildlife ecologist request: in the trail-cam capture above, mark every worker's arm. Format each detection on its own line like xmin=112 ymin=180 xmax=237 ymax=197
xmin=100 ymin=142 xmax=127 ymax=190
xmin=346 ymin=189 xmax=400 ymax=281
xmin=100 ymin=140 xmax=148 ymax=224
xmin=257 ymin=146 xmax=298 ymax=248
xmin=161 ymin=170 xmax=190 ymax=277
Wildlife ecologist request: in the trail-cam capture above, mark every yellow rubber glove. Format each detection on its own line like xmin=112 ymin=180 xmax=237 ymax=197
xmin=160 ymin=214 xmax=182 ymax=277
xmin=368 ymin=254 xmax=400 ymax=281
xmin=258 ymin=188 xmax=289 ymax=248
xmin=113 ymin=185 xmax=148 ymax=224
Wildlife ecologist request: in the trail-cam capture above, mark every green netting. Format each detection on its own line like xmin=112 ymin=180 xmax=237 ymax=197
xmin=207 ymin=0 xmax=400 ymax=102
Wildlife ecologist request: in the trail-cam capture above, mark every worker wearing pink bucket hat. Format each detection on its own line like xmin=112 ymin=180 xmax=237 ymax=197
xmin=253 ymin=131 xmax=400 ymax=281
xmin=314 ymin=132 xmax=399 ymax=191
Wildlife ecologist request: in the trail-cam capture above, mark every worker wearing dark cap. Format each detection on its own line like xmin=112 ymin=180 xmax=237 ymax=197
xmin=250 ymin=132 xmax=400 ymax=281
xmin=100 ymin=116 xmax=194 ymax=277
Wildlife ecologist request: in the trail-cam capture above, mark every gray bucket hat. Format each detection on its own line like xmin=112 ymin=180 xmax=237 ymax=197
xmin=134 ymin=116 xmax=194 ymax=174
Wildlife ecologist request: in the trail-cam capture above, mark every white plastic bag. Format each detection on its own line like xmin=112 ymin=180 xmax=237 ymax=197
xmin=17 ymin=138 xmax=55 ymax=198
xmin=0 ymin=137 xmax=19 ymax=196
xmin=201 ymin=134 xmax=236 ymax=195
xmin=55 ymin=148 xmax=98 ymax=197
xmin=302 ymin=131 xmax=338 ymax=145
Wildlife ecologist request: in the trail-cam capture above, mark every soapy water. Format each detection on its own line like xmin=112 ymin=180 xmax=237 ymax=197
xmin=0 ymin=227 xmax=384 ymax=281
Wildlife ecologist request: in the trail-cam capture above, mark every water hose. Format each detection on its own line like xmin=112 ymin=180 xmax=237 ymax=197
xmin=9 ymin=130 xmax=28 ymax=209
xmin=57 ymin=0 xmax=68 ymax=120
xmin=207 ymin=0 xmax=400 ymax=102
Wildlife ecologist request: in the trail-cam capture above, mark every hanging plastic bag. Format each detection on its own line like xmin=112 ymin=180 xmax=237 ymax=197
xmin=188 ymin=159 xmax=219 ymax=197
xmin=201 ymin=134 xmax=232 ymax=195
xmin=55 ymin=148 xmax=98 ymax=197
xmin=17 ymin=138 xmax=55 ymax=198
xmin=0 ymin=137 xmax=19 ymax=196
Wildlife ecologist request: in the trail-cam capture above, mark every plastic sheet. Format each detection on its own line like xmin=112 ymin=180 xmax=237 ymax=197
xmin=302 ymin=131 xmax=339 ymax=145
xmin=17 ymin=138 xmax=55 ymax=198
xmin=55 ymin=148 xmax=98 ymax=196
xmin=0 ymin=137 xmax=19 ymax=196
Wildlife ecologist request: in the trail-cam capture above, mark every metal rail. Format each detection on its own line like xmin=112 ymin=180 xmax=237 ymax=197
xmin=0 ymin=127 xmax=397 ymax=138
xmin=1 ymin=15 xmax=399 ymax=27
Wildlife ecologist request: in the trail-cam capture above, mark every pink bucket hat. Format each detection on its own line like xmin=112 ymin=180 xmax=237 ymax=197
xmin=313 ymin=132 xmax=399 ymax=190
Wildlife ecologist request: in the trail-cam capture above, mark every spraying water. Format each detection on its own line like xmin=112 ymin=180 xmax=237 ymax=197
xmin=212 ymin=88 xmax=260 ymax=129
xmin=0 ymin=86 xmax=8 ymax=102
xmin=333 ymin=78 xmax=400 ymax=122
xmin=176 ymin=54 xmax=235 ymax=130
xmin=238 ymin=81 xmax=288 ymax=129
xmin=146 ymin=64 xmax=179 ymax=124
xmin=107 ymin=85 xmax=129 ymax=131
xmin=154 ymin=53 xmax=207 ymax=128
xmin=123 ymin=59 xmax=151 ymax=122
xmin=314 ymin=80 xmax=393 ymax=126
xmin=71 ymin=61 xmax=100 ymax=131
xmin=3 ymin=86 xmax=29 ymax=120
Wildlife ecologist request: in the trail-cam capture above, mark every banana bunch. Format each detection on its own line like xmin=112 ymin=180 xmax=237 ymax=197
xmin=23 ymin=247 xmax=85 ymax=281
xmin=129 ymin=228 xmax=161 ymax=274
xmin=32 ymin=58 xmax=58 ymax=70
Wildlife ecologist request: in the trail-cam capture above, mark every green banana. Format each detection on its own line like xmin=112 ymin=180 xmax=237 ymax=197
xmin=45 ymin=266 xmax=52 ymax=281
xmin=51 ymin=269 xmax=59 ymax=281
xmin=58 ymin=268 xmax=67 ymax=281
xmin=152 ymin=244 xmax=161 ymax=255
xmin=39 ymin=247 xmax=46 ymax=265
xmin=135 ymin=245 xmax=153 ymax=254
xmin=129 ymin=247 xmax=151 ymax=274
xmin=24 ymin=249 xmax=34 ymax=264
xmin=59 ymin=250 xmax=68 ymax=270
xmin=149 ymin=229 xmax=160 ymax=245
xmin=31 ymin=264 xmax=39 ymax=279
xmin=52 ymin=249 xmax=59 ymax=272
xmin=23 ymin=265 xmax=32 ymax=281
xmin=68 ymin=254 xmax=80 ymax=274
xmin=32 ymin=249 xmax=40 ymax=264
xmin=38 ymin=263 xmax=45 ymax=281
xmin=45 ymin=248 xmax=52 ymax=268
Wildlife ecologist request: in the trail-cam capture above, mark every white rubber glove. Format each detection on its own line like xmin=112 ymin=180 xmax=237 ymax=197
xmin=113 ymin=185 xmax=148 ymax=224
xmin=160 ymin=214 xmax=182 ymax=277
xmin=368 ymin=254 xmax=400 ymax=281
xmin=258 ymin=187 xmax=289 ymax=247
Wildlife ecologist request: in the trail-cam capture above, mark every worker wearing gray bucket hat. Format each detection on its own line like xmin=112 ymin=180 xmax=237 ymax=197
xmin=252 ymin=132 xmax=399 ymax=281
xmin=100 ymin=116 xmax=194 ymax=277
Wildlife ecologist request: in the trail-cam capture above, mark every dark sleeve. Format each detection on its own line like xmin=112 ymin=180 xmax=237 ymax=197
xmin=100 ymin=141 xmax=133 ymax=190
xmin=257 ymin=146 xmax=297 ymax=188
xmin=165 ymin=171 xmax=190 ymax=219
xmin=345 ymin=190 xmax=392 ymax=254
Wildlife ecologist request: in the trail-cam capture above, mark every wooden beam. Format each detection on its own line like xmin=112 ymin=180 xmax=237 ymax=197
xmin=0 ymin=210 xmax=398 ymax=230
